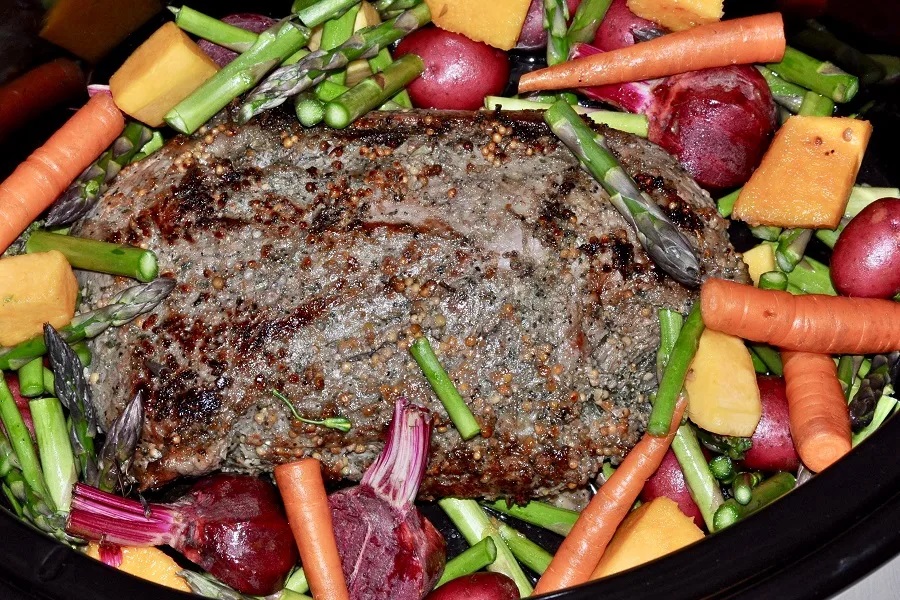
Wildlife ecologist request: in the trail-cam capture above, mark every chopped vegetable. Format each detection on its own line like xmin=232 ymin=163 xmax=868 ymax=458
xmin=170 ymin=6 xmax=259 ymax=52
xmin=484 ymin=499 xmax=579 ymax=536
xmin=782 ymin=350 xmax=852 ymax=472
xmin=95 ymin=392 xmax=143 ymax=493
xmin=496 ymin=521 xmax=553 ymax=574
xmin=410 ymin=336 xmax=481 ymax=440
xmin=484 ymin=95 xmax=649 ymax=136
xmin=0 ymin=93 xmax=125 ymax=254
xmin=545 ymin=0 xmax=572 ymax=66
xmin=0 ymin=251 xmax=78 ymax=346
xmin=16 ymin=359 xmax=44 ymax=399
xmin=741 ymin=243 xmax=777 ymax=286
xmin=424 ymin=0 xmax=532 ymax=50
xmin=625 ymin=0 xmax=723 ymax=31
xmin=293 ymin=0 xmax=362 ymax=28
xmin=274 ymin=459 xmax=350 ymax=600
xmin=648 ymin=303 xmax=703 ymax=436
xmin=712 ymin=471 xmax=795 ymax=530
xmin=85 ymin=543 xmax=190 ymax=592
xmin=518 ymin=12 xmax=786 ymax=92
xmin=435 ymin=537 xmax=497 ymax=587
xmin=766 ymin=46 xmax=859 ymax=103
xmin=0 ymin=58 xmax=85 ymax=142
xmin=29 ymin=397 xmax=77 ymax=512
xmin=700 ymin=278 xmax=900 ymax=354
xmin=324 ymin=54 xmax=424 ymax=128
xmin=25 ymin=232 xmax=159 ymax=282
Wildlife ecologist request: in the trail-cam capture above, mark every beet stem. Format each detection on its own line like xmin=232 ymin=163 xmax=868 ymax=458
xmin=66 ymin=482 xmax=181 ymax=546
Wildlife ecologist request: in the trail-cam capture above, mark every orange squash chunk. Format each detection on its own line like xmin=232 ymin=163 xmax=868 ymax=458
xmin=733 ymin=116 xmax=872 ymax=229
xmin=424 ymin=0 xmax=532 ymax=50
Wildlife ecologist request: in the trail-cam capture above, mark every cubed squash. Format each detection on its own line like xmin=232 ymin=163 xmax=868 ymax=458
xmin=110 ymin=22 xmax=219 ymax=127
xmin=685 ymin=328 xmax=762 ymax=437
xmin=86 ymin=544 xmax=190 ymax=592
xmin=732 ymin=116 xmax=872 ymax=230
xmin=741 ymin=242 xmax=776 ymax=286
xmin=0 ymin=251 xmax=78 ymax=347
xmin=592 ymin=497 xmax=704 ymax=578
xmin=626 ymin=0 xmax=723 ymax=31
xmin=40 ymin=0 xmax=162 ymax=63
xmin=424 ymin=0 xmax=532 ymax=50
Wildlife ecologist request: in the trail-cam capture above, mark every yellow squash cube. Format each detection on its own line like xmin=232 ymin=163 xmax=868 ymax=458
xmin=685 ymin=329 xmax=762 ymax=437
xmin=592 ymin=497 xmax=704 ymax=578
xmin=741 ymin=243 xmax=776 ymax=287
xmin=627 ymin=0 xmax=723 ymax=31
xmin=733 ymin=116 xmax=872 ymax=230
xmin=86 ymin=544 xmax=190 ymax=592
xmin=110 ymin=22 xmax=219 ymax=127
xmin=0 ymin=251 xmax=78 ymax=347
xmin=424 ymin=0 xmax=532 ymax=50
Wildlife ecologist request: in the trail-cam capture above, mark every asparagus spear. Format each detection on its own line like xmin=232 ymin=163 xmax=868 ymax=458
xmin=17 ymin=358 xmax=45 ymax=398
xmin=95 ymin=392 xmax=144 ymax=492
xmin=169 ymin=5 xmax=258 ymax=52
xmin=774 ymin=228 xmax=812 ymax=273
xmin=166 ymin=19 xmax=311 ymax=134
xmin=324 ymin=53 xmax=423 ymax=128
xmin=373 ymin=0 xmax=420 ymax=19
xmin=25 ymin=231 xmax=159 ymax=282
xmin=848 ymin=352 xmax=899 ymax=431
xmin=484 ymin=96 xmax=649 ymax=137
xmin=367 ymin=47 xmax=412 ymax=108
xmin=0 ymin=376 xmax=53 ymax=511
xmin=544 ymin=100 xmax=701 ymax=287
xmin=0 ymin=278 xmax=176 ymax=371
xmin=496 ymin=521 xmax=554 ymax=575
xmin=30 ymin=396 xmax=77 ymax=512
xmin=484 ymin=499 xmax=579 ymax=536
xmin=713 ymin=471 xmax=796 ymax=530
xmin=293 ymin=0 xmax=362 ymax=28
xmin=792 ymin=20 xmax=886 ymax=86
xmin=797 ymin=90 xmax=835 ymax=116
xmin=239 ymin=3 xmax=431 ymax=122
xmin=759 ymin=270 xmax=789 ymax=291
xmin=44 ymin=122 xmax=153 ymax=227
xmin=436 ymin=538 xmax=497 ymax=586
xmin=567 ymin=0 xmax=612 ymax=45
xmin=766 ymin=46 xmax=859 ymax=104
xmin=544 ymin=0 xmax=571 ymax=66
xmin=756 ymin=66 xmax=809 ymax=114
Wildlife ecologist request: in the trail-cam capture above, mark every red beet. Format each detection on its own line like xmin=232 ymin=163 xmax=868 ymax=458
xmin=516 ymin=0 xmax=582 ymax=50
xmin=425 ymin=572 xmax=520 ymax=600
xmin=591 ymin=0 xmax=665 ymax=51
xmin=197 ymin=14 xmax=277 ymax=67
xmin=640 ymin=448 xmax=704 ymax=529
xmin=742 ymin=376 xmax=801 ymax=472
xmin=66 ymin=473 xmax=298 ymax=595
xmin=329 ymin=400 xmax=446 ymax=600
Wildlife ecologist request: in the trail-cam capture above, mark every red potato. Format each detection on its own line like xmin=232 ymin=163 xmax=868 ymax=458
xmin=639 ymin=448 xmax=704 ymax=529
xmin=592 ymin=0 xmax=665 ymax=51
xmin=516 ymin=0 xmax=582 ymax=50
xmin=197 ymin=14 xmax=277 ymax=67
xmin=395 ymin=27 xmax=509 ymax=110
xmin=425 ymin=572 xmax=520 ymax=600
xmin=830 ymin=197 xmax=900 ymax=299
xmin=742 ymin=376 xmax=801 ymax=473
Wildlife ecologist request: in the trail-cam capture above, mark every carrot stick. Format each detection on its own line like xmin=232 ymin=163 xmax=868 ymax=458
xmin=0 ymin=93 xmax=124 ymax=254
xmin=0 ymin=58 xmax=85 ymax=142
xmin=782 ymin=351 xmax=851 ymax=472
xmin=518 ymin=12 xmax=785 ymax=93
xmin=533 ymin=396 xmax=687 ymax=594
xmin=274 ymin=458 xmax=350 ymax=600
xmin=700 ymin=278 xmax=900 ymax=355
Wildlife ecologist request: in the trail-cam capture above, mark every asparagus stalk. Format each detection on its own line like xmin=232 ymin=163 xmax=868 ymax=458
xmin=321 ymin=3 xmax=363 ymax=85
xmin=367 ymin=47 xmax=412 ymax=107
xmin=0 ymin=377 xmax=54 ymax=511
xmin=438 ymin=498 xmax=533 ymax=596
xmin=409 ymin=336 xmax=481 ymax=440
xmin=30 ymin=397 xmax=77 ymax=512
xmin=716 ymin=187 xmax=741 ymax=218
xmin=0 ymin=278 xmax=176 ymax=371
xmin=837 ymin=355 xmax=862 ymax=400
xmin=295 ymin=93 xmax=327 ymax=126
xmin=544 ymin=101 xmax=700 ymax=287
xmin=484 ymin=96 xmax=649 ymax=137
xmin=730 ymin=472 xmax=755 ymax=505
xmin=25 ymin=231 xmax=158 ymax=282
xmin=239 ymin=3 xmax=431 ymax=121
xmin=766 ymin=46 xmax=859 ymax=104
xmin=656 ymin=309 xmax=683 ymax=378
xmin=131 ymin=130 xmax=165 ymax=162
xmin=436 ymin=537 xmax=497 ymax=586
xmin=285 ymin=567 xmax=310 ymax=594
xmin=544 ymin=0 xmax=571 ymax=66
xmin=848 ymin=352 xmax=899 ymax=431
xmin=785 ymin=256 xmax=835 ymax=296
xmin=166 ymin=19 xmax=311 ymax=134
xmin=17 ymin=358 xmax=45 ymax=398
xmin=756 ymin=66 xmax=809 ymax=114
xmin=484 ymin=499 xmax=579 ymax=536
xmin=293 ymin=0 xmax=362 ymax=28
xmin=774 ymin=228 xmax=812 ymax=273
xmin=496 ymin=521 xmax=554 ymax=575
xmin=750 ymin=225 xmax=782 ymax=242
xmin=567 ymin=0 xmax=612 ymax=44
xmin=792 ymin=20 xmax=886 ymax=86
xmin=797 ymin=90 xmax=835 ymax=116
xmin=750 ymin=351 xmax=768 ymax=374
xmin=324 ymin=53 xmax=423 ymax=128
xmin=373 ymin=0 xmax=420 ymax=19
xmin=713 ymin=471 xmax=796 ymax=531
xmin=759 ymin=270 xmax=789 ymax=291
xmin=95 ymin=392 xmax=144 ymax=493
xmin=44 ymin=122 xmax=154 ymax=227
xmin=750 ymin=345 xmax=783 ymax=376
xmin=169 ymin=5 xmax=258 ymax=52
xmin=708 ymin=455 xmax=735 ymax=483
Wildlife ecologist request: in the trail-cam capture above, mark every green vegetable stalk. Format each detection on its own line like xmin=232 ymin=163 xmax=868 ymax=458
xmin=766 ymin=46 xmax=859 ymax=104
xmin=759 ymin=271 xmax=789 ymax=291
xmin=483 ymin=96 xmax=649 ymax=137
xmin=0 ymin=377 xmax=53 ymax=510
xmin=716 ymin=188 xmax=741 ymax=218
xmin=95 ymin=392 xmax=144 ymax=493
xmin=496 ymin=521 xmax=553 ymax=575
xmin=544 ymin=0 xmax=571 ymax=66
xmin=435 ymin=537 xmax=497 ymax=586
xmin=30 ymin=397 xmax=77 ymax=512
xmin=409 ymin=337 xmax=481 ymax=440
xmin=713 ymin=471 xmax=795 ymax=531
xmin=25 ymin=231 xmax=159 ymax=282
xmin=324 ymin=53 xmax=423 ymax=128
xmin=293 ymin=0 xmax=362 ymax=28
xmin=566 ymin=0 xmax=612 ymax=45
xmin=757 ymin=67 xmax=809 ymax=114
xmin=750 ymin=344 xmax=783 ymax=376
xmin=16 ymin=358 xmax=45 ymax=398
xmin=484 ymin=499 xmax=579 ymax=536
xmin=169 ymin=5 xmax=258 ymax=52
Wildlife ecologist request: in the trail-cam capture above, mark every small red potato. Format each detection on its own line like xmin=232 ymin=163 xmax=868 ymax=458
xmin=592 ymin=0 xmax=664 ymax=51
xmin=640 ymin=448 xmax=704 ymax=529
xmin=742 ymin=376 xmax=801 ymax=472
xmin=425 ymin=572 xmax=520 ymax=600
xmin=830 ymin=197 xmax=900 ymax=298
xmin=395 ymin=27 xmax=510 ymax=110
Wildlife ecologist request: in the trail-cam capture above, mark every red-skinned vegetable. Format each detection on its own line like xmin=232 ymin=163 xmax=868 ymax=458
xmin=516 ymin=0 xmax=582 ymax=49
xmin=4 ymin=375 xmax=35 ymax=439
xmin=395 ymin=27 xmax=509 ymax=110
xmin=65 ymin=473 xmax=298 ymax=596
xmin=640 ymin=448 xmax=704 ymax=529
xmin=425 ymin=572 xmax=520 ymax=600
xmin=743 ymin=376 xmax=801 ymax=472
xmin=591 ymin=0 xmax=664 ymax=51
xmin=197 ymin=14 xmax=277 ymax=67
xmin=830 ymin=197 xmax=900 ymax=298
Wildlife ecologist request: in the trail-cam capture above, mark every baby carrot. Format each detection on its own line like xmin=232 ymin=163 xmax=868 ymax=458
xmin=274 ymin=458 xmax=350 ymax=600
xmin=0 ymin=93 xmax=124 ymax=254
xmin=519 ymin=12 xmax=785 ymax=93
xmin=533 ymin=396 xmax=687 ymax=594
xmin=701 ymin=278 xmax=900 ymax=355
xmin=782 ymin=351 xmax=851 ymax=472
xmin=0 ymin=58 xmax=85 ymax=142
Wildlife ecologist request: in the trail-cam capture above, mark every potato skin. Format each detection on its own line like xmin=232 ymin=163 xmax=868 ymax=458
xmin=640 ymin=448 xmax=704 ymax=529
xmin=743 ymin=376 xmax=800 ymax=473
xmin=425 ymin=572 xmax=520 ymax=600
xmin=830 ymin=197 xmax=900 ymax=298
xmin=395 ymin=27 xmax=509 ymax=110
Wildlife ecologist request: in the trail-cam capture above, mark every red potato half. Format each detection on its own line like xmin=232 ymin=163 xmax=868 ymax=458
xmin=830 ymin=197 xmax=900 ymax=298
xmin=742 ymin=376 xmax=801 ymax=472
xmin=592 ymin=0 xmax=665 ymax=51
xmin=425 ymin=572 xmax=520 ymax=600
xmin=395 ymin=27 xmax=510 ymax=110
xmin=640 ymin=448 xmax=704 ymax=529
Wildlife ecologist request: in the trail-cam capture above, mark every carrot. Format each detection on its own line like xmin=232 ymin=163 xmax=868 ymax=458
xmin=518 ymin=12 xmax=785 ymax=93
xmin=782 ymin=350 xmax=851 ymax=472
xmin=0 ymin=93 xmax=124 ymax=254
xmin=700 ymin=278 xmax=900 ymax=355
xmin=533 ymin=396 xmax=687 ymax=594
xmin=0 ymin=58 xmax=85 ymax=142
xmin=274 ymin=458 xmax=350 ymax=600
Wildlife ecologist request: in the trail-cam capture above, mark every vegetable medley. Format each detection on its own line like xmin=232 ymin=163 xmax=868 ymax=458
xmin=0 ymin=0 xmax=899 ymax=598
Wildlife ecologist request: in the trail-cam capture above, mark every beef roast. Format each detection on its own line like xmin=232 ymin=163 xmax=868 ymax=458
xmin=75 ymin=109 xmax=747 ymax=500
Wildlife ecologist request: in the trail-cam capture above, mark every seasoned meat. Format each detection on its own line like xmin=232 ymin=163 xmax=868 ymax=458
xmin=75 ymin=109 xmax=747 ymax=500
